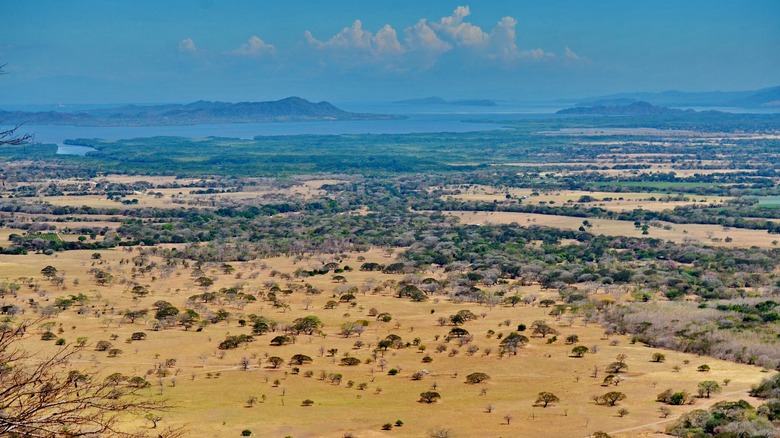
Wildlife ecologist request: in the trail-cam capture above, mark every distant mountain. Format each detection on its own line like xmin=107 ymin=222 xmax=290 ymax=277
xmin=0 ymin=97 xmax=397 ymax=126
xmin=576 ymin=86 xmax=780 ymax=108
xmin=557 ymin=101 xmax=716 ymax=115
xmin=396 ymin=96 xmax=497 ymax=107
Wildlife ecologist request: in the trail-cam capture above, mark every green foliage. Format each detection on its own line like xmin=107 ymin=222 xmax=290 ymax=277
xmin=465 ymin=373 xmax=490 ymax=384
xmin=218 ymin=334 xmax=254 ymax=350
xmin=419 ymin=391 xmax=441 ymax=403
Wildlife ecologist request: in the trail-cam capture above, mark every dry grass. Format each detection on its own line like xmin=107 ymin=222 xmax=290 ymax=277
xmin=2 ymin=249 xmax=772 ymax=437
xmin=441 ymin=186 xmax=730 ymax=212
xmin=445 ymin=210 xmax=778 ymax=249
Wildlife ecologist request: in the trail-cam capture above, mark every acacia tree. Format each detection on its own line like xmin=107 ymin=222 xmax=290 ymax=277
xmin=535 ymin=392 xmax=560 ymax=408
xmin=0 ymin=321 xmax=183 ymax=437
xmin=697 ymin=380 xmax=722 ymax=398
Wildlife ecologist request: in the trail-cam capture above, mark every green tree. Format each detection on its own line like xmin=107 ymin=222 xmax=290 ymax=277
xmin=597 ymin=391 xmax=626 ymax=406
xmin=535 ymin=392 xmax=560 ymax=408
xmin=41 ymin=265 xmax=58 ymax=279
xmin=267 ymin=356 xmax=284 ymax=368
xmin=419 ymin=391 xmax=441 ymax=403
xmin=571 ymin=345 xmax=589 ymax=357
xmin=697 ymin=380 xmax=721 ymax=398
xmin=465 ymin=372 xmax=490 ymax=384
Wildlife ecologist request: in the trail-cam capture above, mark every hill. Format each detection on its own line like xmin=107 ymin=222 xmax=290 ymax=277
xmin=576 ymin=86 xmax=780 ymax=108
xmin=0 ymin=97 xmax=397 ymax=126
xmin=396 ymin=96 xmax=497 ymax=106
xmin=557 ymin=101 xmax=715 ymax=115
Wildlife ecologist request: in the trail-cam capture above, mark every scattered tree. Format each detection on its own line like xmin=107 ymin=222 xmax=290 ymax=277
xmin=535 ymin=392 xmax=560 ymax=408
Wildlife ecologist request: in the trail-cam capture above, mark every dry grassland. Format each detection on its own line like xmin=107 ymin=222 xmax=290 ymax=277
xmin=445 ymin=210 xmax=778 ymax=249
xmin=1 ymin=248 xmax=772 ymax=437
xmin=440 ymin=186 xmax=730 ymax=213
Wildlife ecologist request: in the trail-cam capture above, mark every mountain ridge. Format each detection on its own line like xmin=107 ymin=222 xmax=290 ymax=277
xmin=0 ymin=97 xmax=398 ymax=126
xmin=557 ymin=101 xmax=721 ymax=115
xmin=576 ymin=86 xmax=780 ymax=108
xmin=395 ymin=96 xmax=497 ymax=107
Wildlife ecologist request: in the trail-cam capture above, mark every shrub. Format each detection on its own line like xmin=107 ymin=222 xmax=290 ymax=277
xmin=340 ymin=357 xmax=361 ymax=366
xmin=571 ymin=345 xmax=589 ymax=357
xmin=419 ymin=391 xmax=441 ymax=403
xmin=465 ymin=372 xmax=490 ymax=384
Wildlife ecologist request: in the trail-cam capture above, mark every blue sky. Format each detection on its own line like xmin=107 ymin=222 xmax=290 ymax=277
xmin=1 ymin=1 xmax=778 ymax=104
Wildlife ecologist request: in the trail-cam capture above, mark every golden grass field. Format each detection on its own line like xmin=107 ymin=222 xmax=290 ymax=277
xmin=1 ymin=247 xmax=773 ymax=438
xmin=445 ymin=210 xmax=778 ymax=249
xmin=1 ymin=170 xmax=777 ymax=437
xmin=439 ymin=185 xmax=730 ymax=213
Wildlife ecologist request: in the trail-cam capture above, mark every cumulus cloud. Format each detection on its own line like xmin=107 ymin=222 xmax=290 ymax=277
xmin=430 ymin=5 xmax=488 ymax=47
xmin=177 ymin=38 xmax=198 ymax=53
xmin=305 ymin=20 xmax=404 ymax=58
xmin=405 ymin=19 xmax=451 ymax=54
xmin=302 ymin=5 xmax=578 ymax=70
xmin=228 ymin=36 xmax=276 ymax=57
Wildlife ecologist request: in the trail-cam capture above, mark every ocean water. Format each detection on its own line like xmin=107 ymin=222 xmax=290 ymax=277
xmin=3 ymin=101 xmax=565 ymax=155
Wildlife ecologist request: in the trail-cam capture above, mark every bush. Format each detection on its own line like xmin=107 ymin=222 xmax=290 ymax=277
xmin=465 ymin=372 xmax=490 ymax=384
xmin=241 ymin=430 xmax=252 ymax=436
xmin=388 ymin=368 xmax=399 ymax=376
xmin=340 ymin=357 xmax=361 ymax=366
xmin=219 ymin=334 xmax=254 ymax=350
xmin=571 ymin=345 xmax=589 ymax=357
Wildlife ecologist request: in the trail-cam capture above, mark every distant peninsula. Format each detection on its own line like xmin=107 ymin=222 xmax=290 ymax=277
xmin=556 ymin=101 xmax=719 ymax=116
xmin=0 ymin=97 xmax=398 ymax=127
xmin=396 ymin=96 xmax=497 ymax=107
xmin=575 ymin=85 xmax=780 ymax=108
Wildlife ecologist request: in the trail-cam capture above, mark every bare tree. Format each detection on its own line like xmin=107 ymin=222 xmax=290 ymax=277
xmin=0 ymin=65 xmax=33 ymax=146
xmin=0 ymin=320 xmax=183 ymax=437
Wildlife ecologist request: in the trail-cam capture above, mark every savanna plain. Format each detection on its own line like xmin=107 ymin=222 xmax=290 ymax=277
xmin=2 ymin=113 xmax=780 ymax=438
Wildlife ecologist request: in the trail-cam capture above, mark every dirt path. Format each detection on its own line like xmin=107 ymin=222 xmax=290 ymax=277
xmin=603 ymin=388 xmax=754 ymax=437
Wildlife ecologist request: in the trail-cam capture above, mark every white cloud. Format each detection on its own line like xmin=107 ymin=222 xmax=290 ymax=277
xmin=305 ymin=20 xmax=404 ymax=58
xmin=177 ymin=38 xmax=198 ymax=53
xmin=228 ymin=36 xmax=276 ymax=57
xmin=405 ymin=19 xmax=451 ymax=54
xmin=301 ymin=6 xmax=574 ymax=70
xmin=486 ymin=16 xmax=519 ymax=60
xmin=430 ymin=5 xmax=488 ymax=47
xmin=564 ymin=46 xmax=584 ymax=61
xmin=373 ymin=25 xmax=404 ymax=55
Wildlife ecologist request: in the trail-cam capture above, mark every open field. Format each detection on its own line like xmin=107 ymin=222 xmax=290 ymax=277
xmin=439 ymin=185 xmax=730 ymax=212
xmin=2 ymin=247 xmax=773 ymax=438
xmin=2 ymin=115 xmax=779 ymax=437
xmin=444 ymin=210 xmax=779 ymax=249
